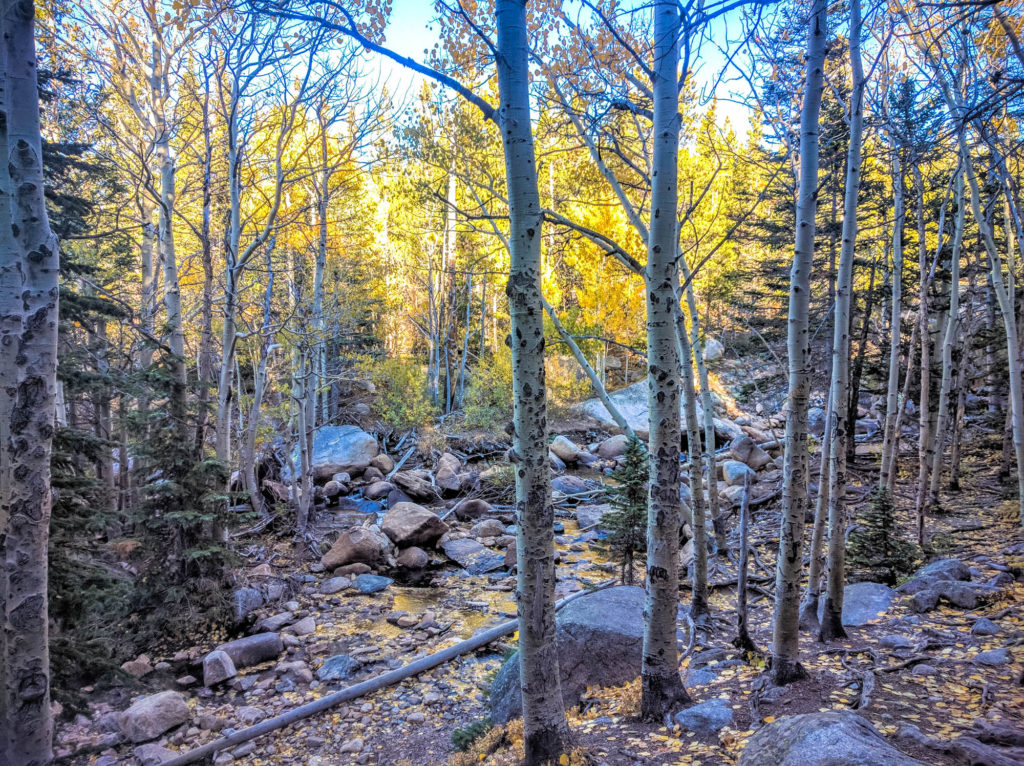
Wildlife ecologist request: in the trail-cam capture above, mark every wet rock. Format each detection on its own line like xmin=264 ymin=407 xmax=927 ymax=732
xmin=737 ymin=710 xmax=925 ymax=766
xmin=470 ymin=519 xmax=506 ymax=539
xmin=202 ymin=650 xmax=237 ymax=687
xmin=352 ymin=574 xmax=393 ymax=594
xmin=818 ymin=582 xmax=896 ymax=627
xmin=597 ymin=434 xmax=630 ymax=459
xmin=320 ymin=577 xmax=351 ymax=595
xmin=674 ymin=697 xmax=733 ymax=736
xmin=442 ymin=538 xmax=506 ymax=575
xmin=216 ymin=633 xmax=283 ymax=669
xmin=119 ymin=691 xmax=190 ymax=743
xmin=975 ymin=648 xmax=1012 ymax=665
xmin=381 ymin=502 xmax=449 ymax=548
xmin=971 ymin=617 xmax=1000 ymax=636
xmin=453 ymin=498 xmax=492 ymax=521
xmin=133 ymin=743 xmax=177 ymax=765
xmin=550 ymin=436 xmax=584 ymax=463
xmin=490 ymin=586 xmax=644 ymax=724
xmin=318 ymin=654 xmax=360 ymax=682
xmin=575 ymin=503 xmax=612 ymax=529
xmin=321 ymin=525 xmax=394 ymax=570
xmin=721 ymin=460 xmax=755 ymax=487
xmin=363 ymin=481 xmax=393 ymax=501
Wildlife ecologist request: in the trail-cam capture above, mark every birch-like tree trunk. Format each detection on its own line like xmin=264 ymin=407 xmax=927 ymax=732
xmin=820 ymin=0 xmax=864 ymax=641
xmin=911 ymin=165 xmax=932 ymax=545
xmin=771 ymin=0 xmax=826 ymax=685
xmin=641 ymin=0 xmax=690 ymax=718
xmin=879 ymin=150 xmax=905 ymax=490
xmin=0 ymin=0 xmax=59 ymax=759
xmin=496 ymin=1 xmax=570 ymax=760
xmin=800 ymin=386 xmax=830 ymax=632
xmin=928 ymin=170 xmax=964 ymax=507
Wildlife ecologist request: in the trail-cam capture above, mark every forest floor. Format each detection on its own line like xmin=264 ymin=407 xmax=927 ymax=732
xmin=61 ymin=422 xmax=1024 ymax=766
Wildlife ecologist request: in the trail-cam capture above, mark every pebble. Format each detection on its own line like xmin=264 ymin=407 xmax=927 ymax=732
xmin=971 ymin=617 xmax=1000 ymax=636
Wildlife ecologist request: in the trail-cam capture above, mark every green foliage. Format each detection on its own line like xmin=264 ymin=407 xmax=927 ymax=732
xmin=602 ymin=436 xmax=649 ymax=585
xmin=480 ymin=462 xmax=517 ymax=504
xmin=452 ymin=718 xmax=493 ymax=751
xmin=847 ymin=488 xmax=918 ymax=585
xmin=360 ymin=355 xmax=437 ymax=429
xmin=463 ymin=351 xmax=513 ymax=429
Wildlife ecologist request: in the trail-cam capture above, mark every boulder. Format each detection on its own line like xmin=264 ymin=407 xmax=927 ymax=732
xmin=721 ymin=460 xmax=755 ymax=487
xmin=550 ymin=436 xmax=584 ymax=463
xmin=381 ymin=502 xmax=449 ymax=547
xmin=202 ymin=650 xmax=237 ymax=687
xmin=321 ymin=525 xmax=393 ymax=570
xmin=319 ymin=577 xmax=351 ymax=595
xmin=120 ymin=655 xmax=154 ymax=679
xmin=216 ymin=633 xmax=283 ymax=669
xmin=674 ymin=697 xmax=733 ymax=737
xmin=971 ymin=617 xmax=1000 ymax=636
xmin=370 ymin=454 xmax=394 ymax=474
xmin=435 ymin=453 xmax=463 ymax=494
xmin=322 ymin=480 xmax=345 ymax=500
xmin=818 ymin=582 xmax=897 ymax=627
xmin=453 ymin=498 xmax=492 ymax=521
xmin=441 ymin=538 xmax=506 ymax=575
xmin=470 ymin=519 xmax=506 ymax=539
xmin=909 ymin=590 xmax=939 ymax=613
xmin=352 ymin=573 xmax=393 ymax=594
xmin=729 ymin=436 xmax=772 ymax=470
xmin=975 ymin=647 xmax=1012 ymax=665
xmin=393 ymin=471 xmax=438 ymax=502
xmin=287 ymin=616 xmax=316 ymax=636
xmin=714 ymin=418 xmax=745 ymax=444
xmin=362 ymin=466 xmax=384 ymax=484
xmin=363 ymin=481 xmax=394 ymax=501
xmin=231 ymin=586 xmax=266 ymax=624
xmin=897 ymin=559 xmax=971 ymax=595
xmin=933 ymin=580 xmax=999 ymax=609
xmin=807 ymin=407 xmax=827 ymax=437
xmin=396 ymin=546 xmax=430 ymax=569
xmin=575 ymin=503 xmax=612 ymax=529
xmin=317 ymin=654 xmax=360 ymax=682
xmin=551 ymin=475 xmax=588 ymax=496
xmin=133 ymin=744 xmax=177 ymax=765
xmin=490 ymin=586 xmax=644 ymax=724
xmin=119 ymin=691 xmax=190 ymax=743
xmin=579 ymin=381 xmax=705 ymax=436
xmin=597 ymin=434 xmax=630 ymax=459
xmin=549 ymin=451 xmax=566 ymax=471
xmin=737 ymin=710 xmax=925 ymax=766
xmin=290 ymin=425 xmax=379 ymax=481
xmin=703 ymin=337 xmax=725 ymax=362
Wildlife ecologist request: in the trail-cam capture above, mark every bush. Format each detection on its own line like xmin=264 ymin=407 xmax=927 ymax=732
xmin=451 ymin=718 xmax=493 ymax=751
xmin=360 ymin=356 xmax=437 ymax=430
xmin=463 ymin=352 xmax=513 ymax=429
xmin=847 ymin=487 xmax=918 ymax=585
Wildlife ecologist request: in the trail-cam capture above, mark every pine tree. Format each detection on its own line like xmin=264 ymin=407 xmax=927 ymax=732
xmin=846 ymin=488 xmax=918 ymax=585
xmin=603 ymin=436 xmax=648 ymax=585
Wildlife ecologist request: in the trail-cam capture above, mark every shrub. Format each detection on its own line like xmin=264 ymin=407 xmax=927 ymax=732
xmin=602 ymin=436 xmax=649 ymax=585
xmin=360 ymin=356 xmax=437 ymax=430
xmin=451 ymin=718 xmax=493 ymax=751
xmin=464 ymin=351 xmax=513 ymax=429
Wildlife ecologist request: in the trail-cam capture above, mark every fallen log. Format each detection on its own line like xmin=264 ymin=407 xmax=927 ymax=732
xmin=160 ymin=580 xmax=616 ymax=766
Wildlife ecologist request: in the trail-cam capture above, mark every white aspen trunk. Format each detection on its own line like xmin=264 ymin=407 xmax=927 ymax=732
xmin=772 ymin=0 xmax=826 ymax=686
xmin=139 ymin=196 xmax=157 ymax=371
xmin=0 ymin=0 xmax=59 ymax=758
xmin=673 ymin=295 xmax=709 ymax=623
xmin=911 ymin=165 xmax=932 ymax=545
xmin=820 ymin=0 xmax=864 ymax=641
xmin=495 ymin=1 xmax=570 ymax=760
xmin=800 ymin=386 xmax=831 ymax=632
xmin=195 ymin=80 xmax=215 ymax=458
xmin=641 ymin=0 xmax=690 ymax=718
xmin=928 ymin=171 xmax=964 ymax=507
xmin=314 ymin=110 xmax=329 ymax=425
xmin=879 ymin=151 xmax=905 ymax=489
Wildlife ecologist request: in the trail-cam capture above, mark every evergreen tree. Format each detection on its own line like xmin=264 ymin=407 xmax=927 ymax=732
xmin=603 ymin=436 xmax=648 ymax=585
xmin=846 ymin=488 xmax=918 ymax=585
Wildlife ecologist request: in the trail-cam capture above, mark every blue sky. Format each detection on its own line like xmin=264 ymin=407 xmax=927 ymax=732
xmin=372 ymin=1 xmax=752 ymax=131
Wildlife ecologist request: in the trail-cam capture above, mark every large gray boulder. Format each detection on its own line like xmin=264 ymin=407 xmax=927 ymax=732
xmin=216 ymin=633 xmax=283 ymax=669
xmin=290 ymin=425 xmax=379 ymax=481
xmin=119 ymin=691 xmax=190 ymax=743
xmin=896 ymin=558 xmax=971 ymax=595
xmin=490 ymin=586 xmax=644 ymax=724
xmin=321 ymin=525 xmax=394 ymax=570
xmin=381 ymin=502 xmax=449 ymax=548
xmin=738 ymin=710 xmax=925 ymax=766
xmin=674 ymin=697 xmax=733 ymax=736
xmin=819 ymin=582 xmax=897 ymax=627
xmin=441 ymin=538 xmax=505 ymax=575
xmin=578 ymin=380 xmax=703 ymax=435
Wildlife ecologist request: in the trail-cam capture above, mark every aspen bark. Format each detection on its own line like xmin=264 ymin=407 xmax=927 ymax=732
xmin=879 ymin=151 xmax=905 ymax=491
xmin=641 ymin=0 xmax=690 ymax=718
xmin=820 ymin=0 xmax=864 ymax=641
xmin=771 ymin=0 xmax=826 ymax=685
xmin=928 ymin=171 xmax=964 ymax=508
xmin=911 ymin=165 xmax=932 ymax=545
xmin=0 ymin=0 xmax=59 ymax=759
xmin=495 ymin=1 xmax=570 ymax=760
